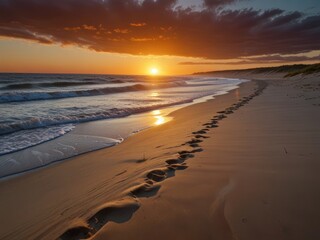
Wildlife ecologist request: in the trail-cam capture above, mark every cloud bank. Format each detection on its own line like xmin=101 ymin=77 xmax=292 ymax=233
xmin=0 ymin=0 xmax=320 ymax=59
xmin=179 ymin=54 xmax=320 ymax=65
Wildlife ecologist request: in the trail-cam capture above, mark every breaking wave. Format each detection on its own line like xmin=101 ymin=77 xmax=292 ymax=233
xmin=0 ymin=82 xmax=186 ymax=103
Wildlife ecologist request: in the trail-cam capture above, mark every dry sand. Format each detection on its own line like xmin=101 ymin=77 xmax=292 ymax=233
xmin=0 ymin=73 xmax=319 ymax=240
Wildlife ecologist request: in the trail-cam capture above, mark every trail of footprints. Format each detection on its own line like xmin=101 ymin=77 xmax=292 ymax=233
xmin=58 ymin=82 xmax=267 ymax=240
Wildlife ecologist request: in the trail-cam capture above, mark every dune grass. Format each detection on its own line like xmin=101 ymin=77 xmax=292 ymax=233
xmin=194 ymin=63 xmax=320 ymax=77
xmin=284 ymin=63 xmax=320 ymax=77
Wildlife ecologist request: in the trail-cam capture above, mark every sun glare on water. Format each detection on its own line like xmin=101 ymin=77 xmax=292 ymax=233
xmin=150 ymin=68 xmax=159 ymax=75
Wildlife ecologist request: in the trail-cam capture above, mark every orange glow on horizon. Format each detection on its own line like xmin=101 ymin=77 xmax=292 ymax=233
xmin=2 ymin=39 xmax=319 ymax=76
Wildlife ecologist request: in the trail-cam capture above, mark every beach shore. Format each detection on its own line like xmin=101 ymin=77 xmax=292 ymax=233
xmin=0 ymin=73 xmax=319 ymax=240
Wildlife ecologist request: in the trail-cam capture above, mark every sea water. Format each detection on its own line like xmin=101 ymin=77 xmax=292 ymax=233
xmin=0 ymin=73 xmax=246 ymax=177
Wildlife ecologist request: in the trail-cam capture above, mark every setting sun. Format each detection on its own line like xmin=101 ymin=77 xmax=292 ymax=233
xmin=150 ymin=68 xmax=159 ymax=75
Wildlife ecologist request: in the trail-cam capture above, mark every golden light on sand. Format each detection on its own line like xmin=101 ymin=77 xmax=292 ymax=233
xmin=235 ymin=89 xmax=240 ymax=100
xmin=150 ymin=67 xmax=159 ymax=75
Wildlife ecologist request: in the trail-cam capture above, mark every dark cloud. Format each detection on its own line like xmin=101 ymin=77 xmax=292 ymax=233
xmin=0 ymin=0 xmax=320 ymax=59
xmin=246 ymin=54 xmax=320 ymax=62
xmin=203 ymin=0 xmax=237 ymax=9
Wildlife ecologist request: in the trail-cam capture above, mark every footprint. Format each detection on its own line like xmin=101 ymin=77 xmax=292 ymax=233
xmin=178 ymin=150 xmax=192 ymax=155
xmin=165 ymin=159 xmax=183 ymax=165
xmin=87 ymin=200 xmax=140 ymax=232
xmin=128 ymin=182 xmax=161 ymax=198
xmin=190 ymin=148 xmax=203 ymax=153
xmin=214 ymin=114 xmax=226 ymax=120
xmin=189 ymin=143 xmax=200 ymax=148
xmin=58 ymin=199 xmax=140 ymax=240
xmin=146 ymin=169 xmax=167 ymax=182
xmin=225 ymin=110 xmax=233 ymax=114
xmin=168 ymin=163 xmax=188 ymax=170
xmin=186 ymin=139 xmax=203 ymax=144
xmin=207 ymin=124 xmax=218 ymax=128
xmin=179 ymin=152 xmax=195 ymax=159
xmin=193 ymin=130 xmax=207 ymax=134
xmin=194 ymin=134 xmax=209 ymax=139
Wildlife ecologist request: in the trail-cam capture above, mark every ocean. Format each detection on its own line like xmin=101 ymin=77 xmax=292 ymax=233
xmin=0 ymin=73 xmax=246 ymax=177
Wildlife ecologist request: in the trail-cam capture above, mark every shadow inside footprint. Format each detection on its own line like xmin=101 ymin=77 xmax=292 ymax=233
xmin=191 ymin=148 xmax=203 ymax=153
xmin=165 ymin=158 xmax=183 ymax=165
xmin=194 ymin=134 xmax=209 ymax=139
xmin=187 ymin=139 xmax=203 ymax=144
xmin=189 ymin=143 xmax=200 ymax=148
xmin=168 ymin=163 xmax=189 ymax=170
xmin=193 ymin=130 xmax=207 ymax=134
xmin=147 ymin=169 xmax=167 ymax=182
xmin=59 ymin=226 xmax=92 ymax=240
xmin=179 ymin=152 xmax=195 ymax=159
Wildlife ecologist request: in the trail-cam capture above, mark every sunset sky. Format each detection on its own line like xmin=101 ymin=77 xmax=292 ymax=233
xmin=0 ymin=0 xmax=320 ymax=75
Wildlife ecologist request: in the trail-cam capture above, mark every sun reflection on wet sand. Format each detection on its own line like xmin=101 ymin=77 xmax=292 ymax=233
xmin=152 ymin=110 xmax=161 ymax=115
xmin=150 ymin=92 xmax=159 ymax=97
xmin=154 ymin=116 xmax=165 ymax=125
xmin=151 ymin=109 xmax=169 ymax=126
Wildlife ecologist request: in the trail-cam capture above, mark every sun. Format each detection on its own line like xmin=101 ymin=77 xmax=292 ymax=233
xmin=149 ymin=67 xmax=159 ymax=75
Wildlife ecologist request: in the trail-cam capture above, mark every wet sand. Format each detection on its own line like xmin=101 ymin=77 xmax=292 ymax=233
xmin=0 ymin=74 xmax=319 ymax=240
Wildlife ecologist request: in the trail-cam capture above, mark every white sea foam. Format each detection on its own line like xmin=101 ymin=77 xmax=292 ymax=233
xmin=0 ymin=124 xmax=75 ymax=155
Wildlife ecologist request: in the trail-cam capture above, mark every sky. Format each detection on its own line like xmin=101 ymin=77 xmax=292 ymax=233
xmin=0 ymin=0 xmax=320 ymax=75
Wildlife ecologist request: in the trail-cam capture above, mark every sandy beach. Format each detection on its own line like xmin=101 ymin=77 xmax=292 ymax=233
xmin=0 ymin=73 xmax=319 ymax=240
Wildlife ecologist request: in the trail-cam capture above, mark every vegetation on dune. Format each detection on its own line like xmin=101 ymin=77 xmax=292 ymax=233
xmin=194 ymin=63 xmax=320 ymax=77
xmin=284 ymin=63 xmax=320 ymax=77
xmin=249 ymin=64 xmax=308 ymax=74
